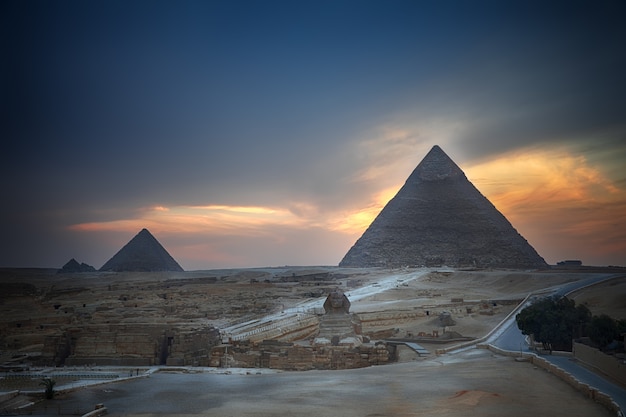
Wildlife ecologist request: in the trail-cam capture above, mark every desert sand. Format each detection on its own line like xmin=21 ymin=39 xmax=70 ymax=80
xmin=1 ymin=266 xmax=624 ymax=416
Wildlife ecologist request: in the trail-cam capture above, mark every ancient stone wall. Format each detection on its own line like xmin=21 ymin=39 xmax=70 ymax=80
xmin=573 ymin=341 xmax=626 ymax=386
xmin=225 ymin=313 xmax=319 ymax=343
xmin=40 ymin=324 xmax=220 ymax=367
xmin=209 ymin=342 xmax=395 ymax=370
xmin=166 ymin=327 xmax=221 ymax=366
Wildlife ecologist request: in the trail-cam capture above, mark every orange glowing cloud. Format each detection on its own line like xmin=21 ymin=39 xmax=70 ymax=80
xmin=465 ymin=146 xmax=626 ymax=265
xmin=329 ymin=186 xmax=399 ymax=233
xmin=70 ymin=202 xmax=360 ymax=268
xmin=69 ymin=145 xmax=625 ymax=268
xmin=70 ymin=195 xmax=396 ymax=241
xmin=69 ymin=204 xmax=308 ymax=237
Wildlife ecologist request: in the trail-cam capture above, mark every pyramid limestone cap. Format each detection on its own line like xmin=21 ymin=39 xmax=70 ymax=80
xmin=409 ymin=145 xmax=465 ymax=181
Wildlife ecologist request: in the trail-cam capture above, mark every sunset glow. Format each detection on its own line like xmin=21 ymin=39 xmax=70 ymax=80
xmin=330 ymin=186 xmax=400 ymax=234
xmin=4 ymin=2 xmax=625 ymax=269
xmin=66 ymin=145 xmax=626 ymax=268
xmin=466 ymin=147 xmax=626 ymax=265
xmin=70 ymin=204 xmax=306 ymax=236
xmin=70 ymin=183 xmax=403 ymax=239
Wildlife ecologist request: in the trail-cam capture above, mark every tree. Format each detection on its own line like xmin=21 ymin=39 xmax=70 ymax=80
xmin=39 ymin=377 xmax=56 ymax=399
xmin=587 ymin=314 xmax=620 ymax=350
xmin=516 ymin=296 xmax=591 ymax=352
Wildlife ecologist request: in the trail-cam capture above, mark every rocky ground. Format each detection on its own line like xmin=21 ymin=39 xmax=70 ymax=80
xmin=568 ymin=276 xmax=626 ymax=318
xmin=1 ymin=266 xmax=624 ymax=416
xmin=24 ymin=350 xmax=615 ymax=417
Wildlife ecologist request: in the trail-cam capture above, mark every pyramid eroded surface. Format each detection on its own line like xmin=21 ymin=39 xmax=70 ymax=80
xmin=340 ymin=146 xmax=547 ymax=269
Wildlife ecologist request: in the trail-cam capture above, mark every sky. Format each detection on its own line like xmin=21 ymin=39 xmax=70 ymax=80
xmin=2 ymin=0 xmax=625 ymax=270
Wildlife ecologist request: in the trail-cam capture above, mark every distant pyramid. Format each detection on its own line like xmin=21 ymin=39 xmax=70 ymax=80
xmin=58 ymin=258 xmax=96 ymax=273
xmin=340 ymin=145 xmax=547 ymax=269
xmin=100 ymin=228 xmax=184 ymax=272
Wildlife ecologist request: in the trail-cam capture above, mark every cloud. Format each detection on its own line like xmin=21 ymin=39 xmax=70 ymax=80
xmin=67 ymin=202 xmax=359 ymax=268
xmin=343 ymin=119 xmax=467 ymax=192
xmin=465 ymin=145 xmax=626 ymax=265
xmin=348 ymin=127 xmax=425 ymax=182
xmin=69 ymin=204 xmax=307 ymax=237
xmin=60 ymin=136 xmax=626 ymax=269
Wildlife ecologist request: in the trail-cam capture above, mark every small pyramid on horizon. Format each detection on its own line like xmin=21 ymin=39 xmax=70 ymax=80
xmin=58 ymin=258 xmax=96 ymax=273
xmin=100 ymin=228 xmax=184 ymax=272
xmin=339 ymin=145 xmax=547 ymax=269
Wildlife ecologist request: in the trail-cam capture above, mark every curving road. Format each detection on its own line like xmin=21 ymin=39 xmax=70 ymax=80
xmin=487 ymin=273 xmax=626 ymax=413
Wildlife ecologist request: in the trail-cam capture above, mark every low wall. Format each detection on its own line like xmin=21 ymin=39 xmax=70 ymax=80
xmin=54 ymin=372 xmax=151 ymax=397
xmin=210 ymin=342 xmax=394 ymax=370
xmin=573 ymin=342 xmax=626 ymax=386
xmin=225 ymin=313 xmax=319 ymax=343
xmin=65 ymin=357 xmax=153 ymax=366
xmin=483 ymin=344 xmax=622 ymax=415
xmin=82 ymin=405 xmax=108 ymax=417
xmin=0 ymin=390 xmax=19 ymax=403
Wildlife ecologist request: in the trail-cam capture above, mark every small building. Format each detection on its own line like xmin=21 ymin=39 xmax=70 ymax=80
xmin=557 ymin=260 xmax=582 ymax=266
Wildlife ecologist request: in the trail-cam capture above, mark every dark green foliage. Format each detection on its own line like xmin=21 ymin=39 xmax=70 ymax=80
xmin=39 ymin=377 xmax=56 ymax=399
xmin=516 ymin=296 xmax=591 ymax=352
xmin=587 ymin=314 xmax=621 ymax=350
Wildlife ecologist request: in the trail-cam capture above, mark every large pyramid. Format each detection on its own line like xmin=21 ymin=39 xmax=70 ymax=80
xmin=100 ymin=228 xmax=184 ymax=272
xmin=340 ymin=145 xmax=547 ymax=269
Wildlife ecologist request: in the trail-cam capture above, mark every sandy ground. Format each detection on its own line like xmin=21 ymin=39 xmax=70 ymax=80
xmin=29 ymin=349 xmax=614 ymax=417
xmin=2 ymin=267 xmax=625 ymax=416
xmin=568 ymin=275 xmax=626 ymax=319
xmin=346 ymin=269 xmax=621 ymax=340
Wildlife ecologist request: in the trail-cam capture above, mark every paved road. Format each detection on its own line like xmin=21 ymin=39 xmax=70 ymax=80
xmin=548 ymin=355 xmax=626 ymax=412
xmin=488 ymin=273 xmax=626 ymax=413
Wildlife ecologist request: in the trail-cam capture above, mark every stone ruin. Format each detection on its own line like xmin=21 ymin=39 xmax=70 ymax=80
xmin=42 ymin=324 xmax=220 ymax=367
xmin=1 ymin=267 xmax=521 ymax=372
xmin=209 ymin=289 xmax=394 ymax=370
xmin=314 ymin=289 xmax=363 ymax=347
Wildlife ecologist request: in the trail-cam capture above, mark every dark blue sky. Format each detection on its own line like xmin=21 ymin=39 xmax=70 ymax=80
xmin=2 ymin=0 xmax=626 ymax=269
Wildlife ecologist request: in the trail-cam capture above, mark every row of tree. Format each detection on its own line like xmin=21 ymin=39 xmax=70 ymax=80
xmin=516 ymin=295 xmax=625 ymax=352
